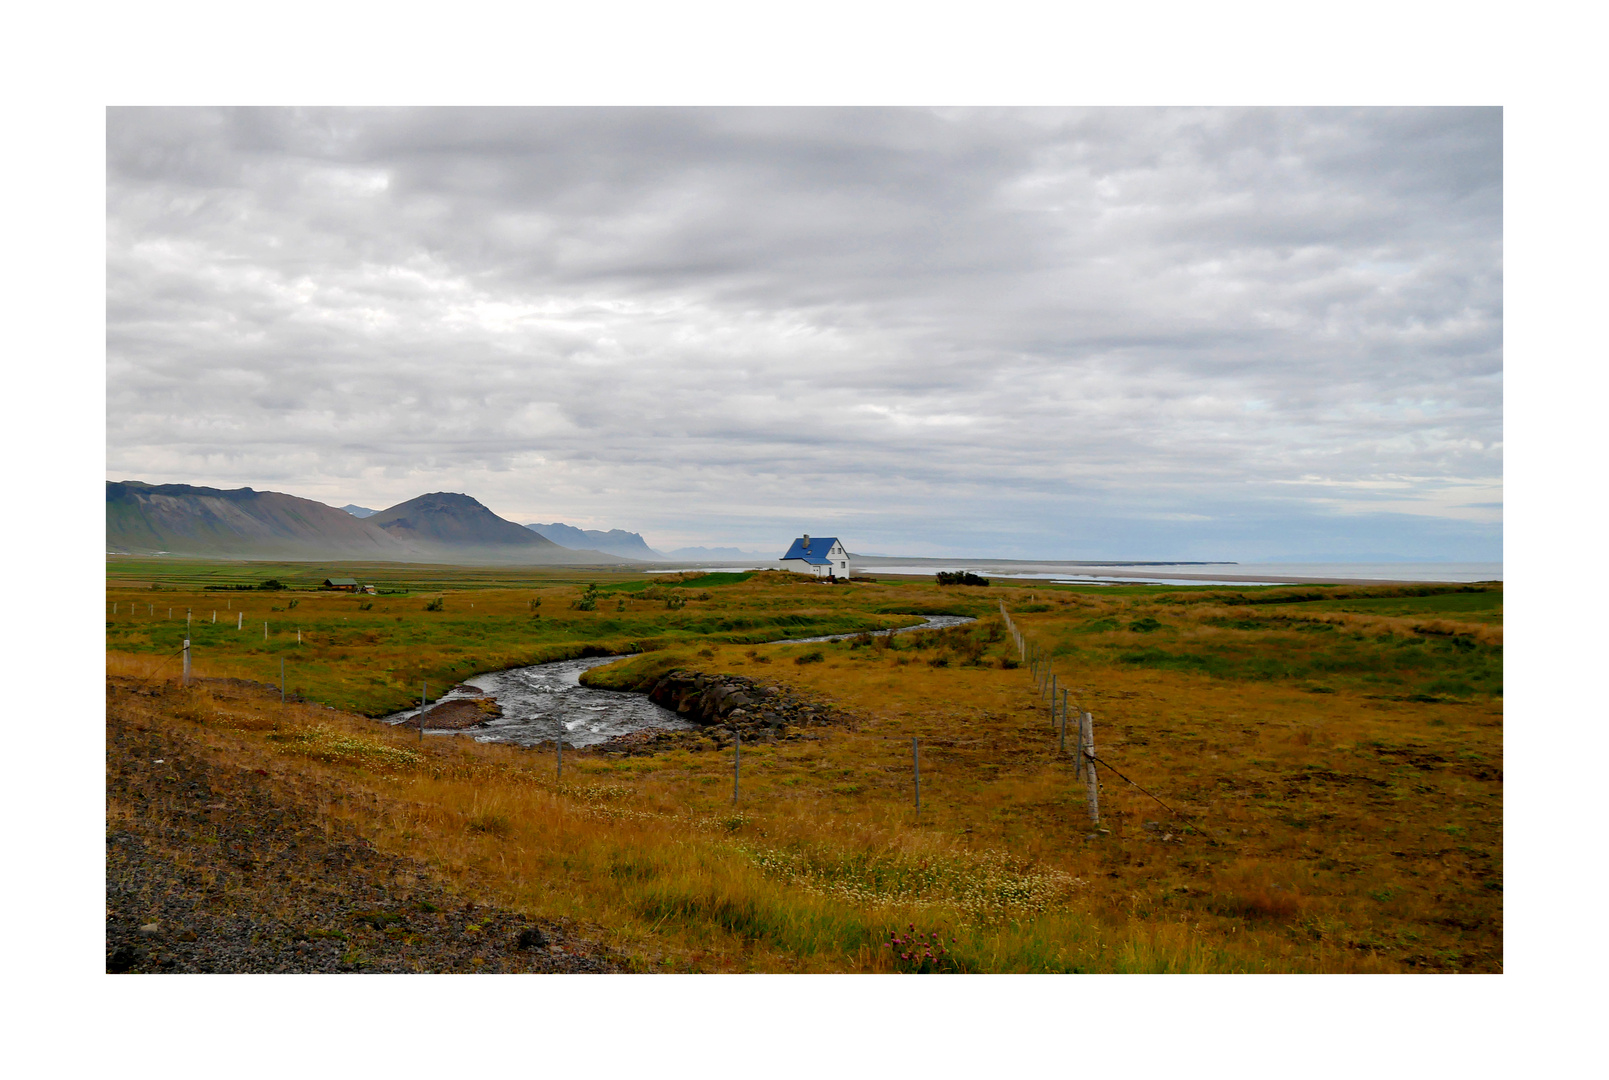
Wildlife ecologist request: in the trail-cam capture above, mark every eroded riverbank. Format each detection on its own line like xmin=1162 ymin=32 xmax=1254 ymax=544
xmin=381 ymin=614 xmax=974 ymax=748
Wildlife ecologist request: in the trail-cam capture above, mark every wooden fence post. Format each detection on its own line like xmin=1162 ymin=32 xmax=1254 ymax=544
xmin=237 ymin=612 xmax=242 ymax=630
xmin=181 ymin=638 xmax=190 ymax=687
xmin=1083 ymin=711 xmax=1100 ymax=825
xmin=1074 ymin=711 xmax=1085 ymax=780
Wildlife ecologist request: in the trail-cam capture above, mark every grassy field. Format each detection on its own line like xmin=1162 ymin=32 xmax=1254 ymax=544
xmin=106 ymin=558 xmax=1502 ymax=972
xmin=104 ymin=557 xmax=949 ymax=714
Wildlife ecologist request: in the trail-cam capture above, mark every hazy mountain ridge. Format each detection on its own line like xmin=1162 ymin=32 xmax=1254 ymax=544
xmin=107 ymin=481 xmax=418 ymax=559
xmin=526 ymin=522 xmax=666 ymax=560
xmin=108 ymin=483 xmax=635 ymax=565
xmin=341 ymin=504 xmax=378 ymax=518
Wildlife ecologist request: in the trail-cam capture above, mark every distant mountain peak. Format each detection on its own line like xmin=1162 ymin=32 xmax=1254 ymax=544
xmin=370 ymin=492 xmax=556 ymax=548
xmin=341 ymin=504 xmax=378 ymax=518
xmin=526 ymin=522 xmax=667 ymax=560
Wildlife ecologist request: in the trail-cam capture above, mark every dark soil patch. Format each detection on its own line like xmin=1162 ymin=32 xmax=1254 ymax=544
xmin=106 ymin=695 xmax=619 ymax=974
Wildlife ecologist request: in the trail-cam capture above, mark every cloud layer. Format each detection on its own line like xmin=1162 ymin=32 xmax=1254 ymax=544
xmin=107 ymin=107 xmax=1501 ymax=559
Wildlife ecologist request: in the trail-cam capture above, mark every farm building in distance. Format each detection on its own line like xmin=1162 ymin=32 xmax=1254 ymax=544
xmin=779 ymin=535 xmax=851 ymax=579
xmin=321 ymin=577 xmax=361 ymax=591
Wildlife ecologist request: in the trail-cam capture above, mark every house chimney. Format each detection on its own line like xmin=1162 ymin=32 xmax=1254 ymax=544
xmin=802 ymin=534 xmax=810 ymax=547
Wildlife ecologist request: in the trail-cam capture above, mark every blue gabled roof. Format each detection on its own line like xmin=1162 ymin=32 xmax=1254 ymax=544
xmin=780 ymin=536 xmax=842 ymax=564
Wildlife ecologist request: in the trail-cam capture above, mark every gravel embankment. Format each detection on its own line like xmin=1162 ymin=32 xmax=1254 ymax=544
xmin=106 ymin=690 xmax=621 ymax=974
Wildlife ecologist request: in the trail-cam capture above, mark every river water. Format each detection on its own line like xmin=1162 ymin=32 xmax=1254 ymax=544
xmin=380 ymin=614 xmax=974 ymax=749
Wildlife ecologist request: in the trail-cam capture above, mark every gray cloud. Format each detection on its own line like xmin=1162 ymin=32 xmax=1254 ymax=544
xmin=107 ymin=107 xmax=1501 ymax=559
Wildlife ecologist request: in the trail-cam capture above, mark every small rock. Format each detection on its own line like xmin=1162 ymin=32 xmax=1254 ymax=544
xmin=138 ymin=922 xmax=161 ymax=936
xmin=516 ymin=927 xmax=549 ymax=949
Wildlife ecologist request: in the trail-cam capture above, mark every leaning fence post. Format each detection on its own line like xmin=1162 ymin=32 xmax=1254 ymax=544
xmin=1049 ymin=672 xmax=1057 ymax=718
xmin=1083 ymin=711 xmax=1100 ymax=825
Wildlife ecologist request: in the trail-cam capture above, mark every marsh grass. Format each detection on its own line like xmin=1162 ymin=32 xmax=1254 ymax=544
xmin=106 ymin=568 xmax=1500 ymax=973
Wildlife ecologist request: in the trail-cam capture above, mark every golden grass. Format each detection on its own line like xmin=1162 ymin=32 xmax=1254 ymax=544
xmin=110 ymin=576 xmax=1501 ymax=972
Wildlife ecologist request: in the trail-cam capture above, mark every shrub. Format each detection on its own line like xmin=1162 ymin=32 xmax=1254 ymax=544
xmin=936 ymin=571 xmax=991 ymax=586
xmin=1128 ymin=617 xmax=1162 ymax=633
xmin=795 ymin=650 xmax=825 ymax=665
xmin=424 ymin=597 xmax=444 ymax=612
xmin=466 ymin=812 xmax=512 ymax=837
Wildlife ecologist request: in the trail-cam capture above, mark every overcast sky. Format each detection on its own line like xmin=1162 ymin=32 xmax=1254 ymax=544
xmin=106 ymin=107 xmax=1501 ymax=561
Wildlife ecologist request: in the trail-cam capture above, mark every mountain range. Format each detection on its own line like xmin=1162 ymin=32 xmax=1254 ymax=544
xmin=525 ymin=522 xmax=666 ymax=561
xmin=107 ymin=482 xmax=631 ymax=565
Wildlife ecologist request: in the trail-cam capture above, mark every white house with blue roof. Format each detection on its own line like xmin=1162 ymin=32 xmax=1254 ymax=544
xmin=779 ymin=534 xmax=851 ymax=579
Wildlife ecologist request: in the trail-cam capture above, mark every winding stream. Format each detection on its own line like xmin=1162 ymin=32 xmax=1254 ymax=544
xmin=380 ymin=614 xmax=974 ymax=748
